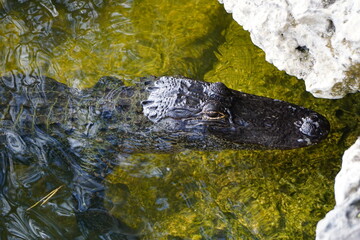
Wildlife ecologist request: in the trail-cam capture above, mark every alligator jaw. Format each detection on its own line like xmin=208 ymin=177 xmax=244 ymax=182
xmin=210 ymin=89 xmax=331 ymax=149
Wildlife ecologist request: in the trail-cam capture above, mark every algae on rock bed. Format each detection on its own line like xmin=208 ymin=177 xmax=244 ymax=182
xmin=50 ymin=0 xmax=233 ymax=87
xmin=106 ymin=22 xmax=360 ymax=240
xmin=1 ymin=0 xmax=359 ymax=239
xmin=106 ymin=144 xmax=343 ymax=239
xmin=0 ymin=0 xmax=231 ymax=88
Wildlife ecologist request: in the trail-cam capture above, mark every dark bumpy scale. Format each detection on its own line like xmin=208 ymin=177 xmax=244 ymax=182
xmin=0 ymin=74 xmax=330 ymax=152
xmin=0 ymin=74 xmax=330 ymax=236
xmin=142 ymin=76 xmax=329 ymax=150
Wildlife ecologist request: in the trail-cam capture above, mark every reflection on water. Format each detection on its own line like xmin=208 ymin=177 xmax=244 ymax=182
xmin=0 ymin=0 xmax=359 ymax=239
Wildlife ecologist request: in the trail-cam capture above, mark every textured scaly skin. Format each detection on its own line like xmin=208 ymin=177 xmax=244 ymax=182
xmin=0 ymin=74 xmax=330 ymax=217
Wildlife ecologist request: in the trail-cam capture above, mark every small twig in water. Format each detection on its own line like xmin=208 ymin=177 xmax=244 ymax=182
xmin=26 ymin=185 xmax=64 ymax=211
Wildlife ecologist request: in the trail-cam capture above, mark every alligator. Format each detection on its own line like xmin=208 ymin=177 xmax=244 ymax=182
xmin=0 ymin=74 xmax=330 ymax=237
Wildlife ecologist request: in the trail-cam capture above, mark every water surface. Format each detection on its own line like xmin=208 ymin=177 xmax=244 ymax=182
xmin=0 ymin=0 xmax=359 ymax=239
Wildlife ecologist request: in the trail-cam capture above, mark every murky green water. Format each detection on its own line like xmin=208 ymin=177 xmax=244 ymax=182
xmin=0 ymin=0 xmax=359 ymax=239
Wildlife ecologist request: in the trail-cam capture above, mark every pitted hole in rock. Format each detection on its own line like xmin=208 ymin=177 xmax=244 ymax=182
xmin=295 ymin=45 xmax=309 ymax=53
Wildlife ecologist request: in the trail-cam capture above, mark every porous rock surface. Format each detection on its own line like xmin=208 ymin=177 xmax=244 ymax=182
xmin=218 ymin=0 xmax=360 ymax=99
xmin=316 ymin=138 xmax=360 ymax=240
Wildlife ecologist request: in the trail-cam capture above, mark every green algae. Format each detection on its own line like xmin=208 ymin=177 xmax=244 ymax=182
xmin=106 ymin=17 xmax=360 ymax=240
xmin=344 ymin=63 xmax=360 ymax=95
xmin=0 ymin=0 xmax=231 ymax=87
xmin=106 ymin=141 xmax=343 ymax=239
xmin=0 ymin=0 xmax=359 ymax=239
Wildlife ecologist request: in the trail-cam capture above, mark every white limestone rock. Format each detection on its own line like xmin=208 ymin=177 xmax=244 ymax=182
xmin=219 ymin=0 xmax=360 ymax=99
xmin=334 ymin=138 xmax=360 ymax=205
xmin=316 ymin=138 xmax=360 ymax=240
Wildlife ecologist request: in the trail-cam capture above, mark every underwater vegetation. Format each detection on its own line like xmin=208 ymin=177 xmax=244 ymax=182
xmin=0 ymin=0 xmax=358 ymax=239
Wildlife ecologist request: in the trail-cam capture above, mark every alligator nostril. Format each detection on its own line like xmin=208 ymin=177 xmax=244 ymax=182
xmin=300 ymin=122 xmax=316 ymax=136
xmin=310 ymin=115 xmax=319 ymax=122
xmin=298 ymin=116 xmax=321 ymax=137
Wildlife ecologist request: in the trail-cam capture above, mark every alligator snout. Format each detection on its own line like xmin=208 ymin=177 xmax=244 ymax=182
xmin=295 ymin=112 xmax=330 ymax=145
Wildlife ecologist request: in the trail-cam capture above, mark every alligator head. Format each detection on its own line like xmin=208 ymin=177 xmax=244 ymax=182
xmin=142 ymin=76 xmax=330 ymax=150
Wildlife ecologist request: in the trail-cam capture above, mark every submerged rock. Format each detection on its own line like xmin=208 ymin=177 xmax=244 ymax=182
xmin=218 ymin=0 xmax=360 ymax=99
xmin=316 ymin=138 xmax=360 ymax=240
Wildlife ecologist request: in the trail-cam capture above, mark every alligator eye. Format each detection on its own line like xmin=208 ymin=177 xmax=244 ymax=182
xmin=202 ymin=102 xmax=227 ymax=120
xmin=203 ymin=111 xmax=226 ymax=119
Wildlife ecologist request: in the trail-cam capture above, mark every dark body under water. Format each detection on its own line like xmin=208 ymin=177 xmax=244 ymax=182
xmin=0 ymin=74 xmax=330 ymax=238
